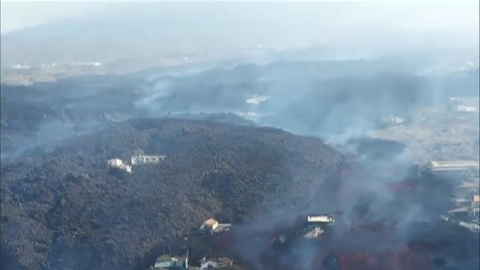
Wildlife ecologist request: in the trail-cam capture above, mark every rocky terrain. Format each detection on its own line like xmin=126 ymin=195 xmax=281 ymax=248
xmin=1 ymin=49 xmax=478 ymax=270
xmin=2 ymin=54 xmax=479 ymax=157
xmin=1 ymin=118 xmax=342 ymax=270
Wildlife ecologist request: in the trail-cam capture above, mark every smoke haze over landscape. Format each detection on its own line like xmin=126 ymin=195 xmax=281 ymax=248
xmin=1 ymin=1 xmax=479 ymax=270
xmin=2 ymin=1 xmax=479 ymax=67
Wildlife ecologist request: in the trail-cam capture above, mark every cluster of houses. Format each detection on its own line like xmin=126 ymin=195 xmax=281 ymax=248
xmin=149 ymin=254 xmax=233 ymax=270
xmin=148 ymin=214 xmax=339 ymax=269
xmin=423 ymin=159 xmax=480 ymax=231
xmin=303 ymin=214 xmax=335 ymax=239
xmin=148 ymin=218 xmax=234 ymax=269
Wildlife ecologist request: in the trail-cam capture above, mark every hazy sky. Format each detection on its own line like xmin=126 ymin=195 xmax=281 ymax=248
xmin=1 ymin=1 xmax=107 ymax=33
xmin=1 ymin=0 xmax=478 ymax=34
xmin=1 ymin=0 xmax=478 ymax=67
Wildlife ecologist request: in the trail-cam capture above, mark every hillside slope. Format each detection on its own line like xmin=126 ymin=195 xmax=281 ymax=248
xmin=1 ymin=118 xmax=342 ymax=270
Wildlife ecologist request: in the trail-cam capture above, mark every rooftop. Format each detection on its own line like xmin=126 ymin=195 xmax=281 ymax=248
xmin=430 ymin=160 xmax=479 ymax=168
xmin=203 ymin=219 xmax=218 ymax=227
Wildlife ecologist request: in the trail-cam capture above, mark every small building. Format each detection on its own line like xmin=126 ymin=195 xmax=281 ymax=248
xmin=449 ymin=195 xmax=480 ymax=219
xmin=457 ymin=105 xmax=478 ymax=112
xmin=77 ymin=62 xmax=102 ymax=67
xmin=452 ymin=197 xmax=470 ymax=205
xmin=246 ymin=95 xmax=271 ymax=105
xmin=473 ymin=195 xmax=480 ymax=218
xmin=307 ymin=214 xmax=335 ymax=223
xmin=389 ymin=116 xmax=404 ymax=125
xmin=199 ymin=218 xmax=231 ymax=234
xmin=108 ymin=159 xmax=123 ymax=167
xmin=200 ymin=219 xmax=219 ymax=231
xmin=151 ymin=255 xmax=189 ymax=270
xmin=12 ymin=64 xmax=31 ymax=70
xmin=107 ymin=158 xmax=132 ymax=173
xmin=199 ymin=257 xmax=233 ymax=269
xmin=449 ymin=97 xmax=463 ymax=102
xmin=131 ymin=155 xmax=166 ymax=165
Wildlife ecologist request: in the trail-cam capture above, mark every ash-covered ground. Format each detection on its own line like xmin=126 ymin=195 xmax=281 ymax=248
xmin=1 ymin=53 xmax=479 ymax=270
xmin=2 ymin=51 xmax=479 ymax=160
xmin=135 ymin=142 xmax=480 ymax=270
xmin=1 ymin=118 xmax=342 ymax=270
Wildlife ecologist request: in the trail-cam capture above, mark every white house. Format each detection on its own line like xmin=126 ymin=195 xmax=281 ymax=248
xmin=131 ymin=155 xmax=166 ymax=165
xmin=107 ymin=158 xmax=132 ymax=173
xmin=246 ymin=95 xmax=271 ymax=105
xmin=307 ymin=215 xmax=335 ymax=223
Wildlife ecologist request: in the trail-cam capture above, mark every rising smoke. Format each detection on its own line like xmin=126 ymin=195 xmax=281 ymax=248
xmin=1 ymin=2 xmax=479 ymax=269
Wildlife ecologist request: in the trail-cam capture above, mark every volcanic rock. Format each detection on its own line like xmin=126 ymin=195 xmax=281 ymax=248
xmin=1 ymin=118 xmax=342 ymax=270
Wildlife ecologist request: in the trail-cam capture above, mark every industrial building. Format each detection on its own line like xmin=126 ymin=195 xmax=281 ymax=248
xmin=418 ymin=160 xmax=479 ymax=177
xmin=427 ymin=160 xmax=479 ymax=172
